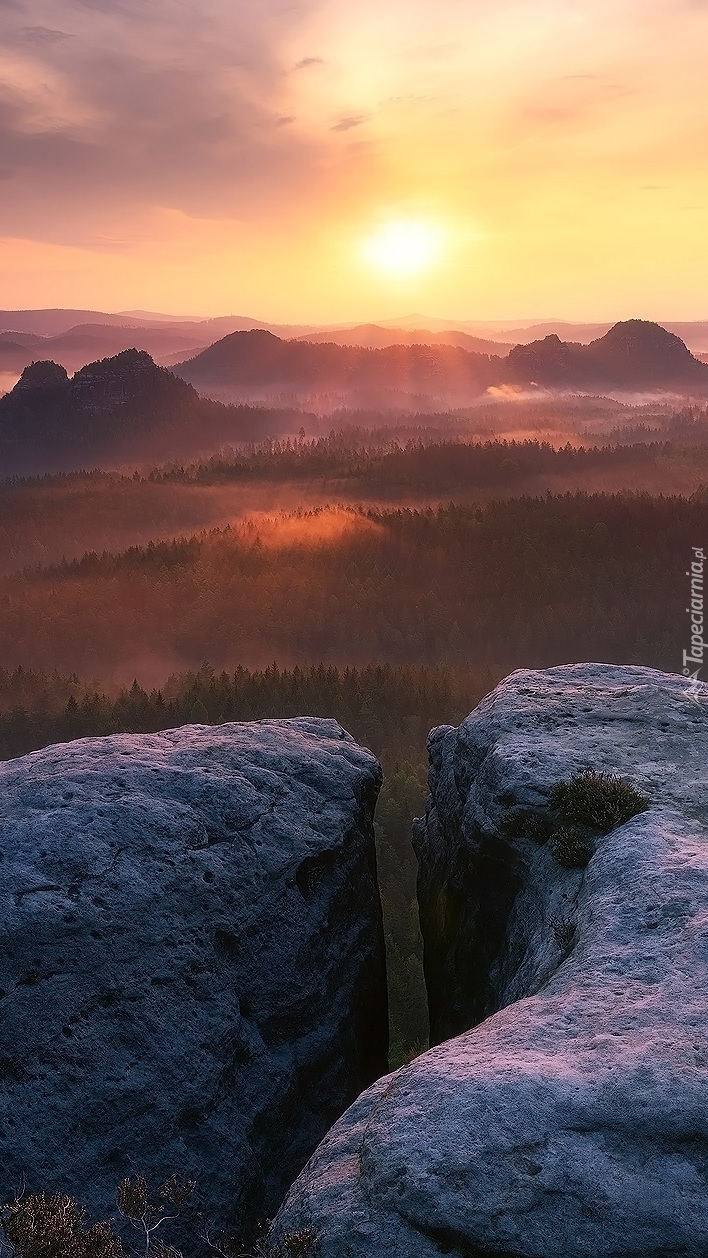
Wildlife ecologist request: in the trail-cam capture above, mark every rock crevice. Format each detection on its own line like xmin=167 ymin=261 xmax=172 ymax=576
xmin=274 ymin=664 xmax=708 ymax=1258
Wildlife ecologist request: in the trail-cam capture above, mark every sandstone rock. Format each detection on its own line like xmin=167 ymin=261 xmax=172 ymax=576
xmin=0 ymin=719 xmax=386 ymax=1244
xmin=273 ymin=664 xmax=708 ymax=1257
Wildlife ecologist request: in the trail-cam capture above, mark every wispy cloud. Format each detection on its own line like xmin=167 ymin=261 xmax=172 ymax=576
xmin=331 ymin=115 xmax=367 ymax=131
xmin=15 ymin=25 xmax=73 ymax=43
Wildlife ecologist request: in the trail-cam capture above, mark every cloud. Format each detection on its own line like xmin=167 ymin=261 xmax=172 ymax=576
xmin=15 ymin=26 xmax=73 ymax=43
xmin=295 ymin=56 xmax=324 ymax=69
xmin=0 ymin=0 xmax=328 ymax=239
xmin=331 ymin=115 xmax=367 ymax=131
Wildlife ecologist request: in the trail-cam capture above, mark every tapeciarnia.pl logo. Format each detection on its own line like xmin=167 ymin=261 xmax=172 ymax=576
xmin=683 ymin=546 xmax=705 ymax=702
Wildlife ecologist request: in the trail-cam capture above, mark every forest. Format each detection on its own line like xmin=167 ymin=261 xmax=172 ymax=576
xmin=1 ymin=492 xmax=703 ymax=679
xmin=3 ymin=429 xmax=708 ymax=574
xmin=2 ymin=417 xmax=707 ymax=1062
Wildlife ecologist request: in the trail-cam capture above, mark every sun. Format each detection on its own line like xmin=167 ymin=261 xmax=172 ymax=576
xmin=361 ymin=220 xmax=443 ymax=277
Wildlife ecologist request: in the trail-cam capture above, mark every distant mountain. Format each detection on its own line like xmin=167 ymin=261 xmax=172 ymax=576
xmin=0 ymin=330 xmax=45 ymax=348
xmin=507 ymin=320 xmax=708 ymax=389
xmin=297 ymin=324 xmax=513 ymax=356
xmin=38 ymin=324 xmax=212 ymax=373
xmin=0 ymin=309 xmax=156 ymax=337
xmin=0 ymin=308 xmax=322 ymax=341
xmin=0 ymin=312 xmax=326 ymax=387
xmin=0 ymin=323 xmax=222 ymax=385
xmin=502 ymin=322 xmax=613 ymax=345
xmin=172 ymin=321 xmax=708 ymax=407
xmin=0 ymin=350 xmax=298 ymax=474
xmin=2 ymin=322 xmax=705 ymax=470
xmin=173 ymin=329 xmax=504 ymax=407
xmin=481 ymin=319 xmax=708 ymax=352
xmin=0 ymin=338 xmax=42 ymax=375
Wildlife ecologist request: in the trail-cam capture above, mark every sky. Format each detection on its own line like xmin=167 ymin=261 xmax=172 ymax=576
xmin=1 ymin=0 xmax=707 ymax=322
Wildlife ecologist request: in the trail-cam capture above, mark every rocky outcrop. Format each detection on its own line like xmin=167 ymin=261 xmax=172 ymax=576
xmin=0 ymin=348 xmax=292 ymax=472
xmin=274 ymin=664 xmax=708 ymax=1257
xmin=507 ymin=319 xmax=708 ymax=390
xmin=0 ymin=719 xmax=387 ymax=1243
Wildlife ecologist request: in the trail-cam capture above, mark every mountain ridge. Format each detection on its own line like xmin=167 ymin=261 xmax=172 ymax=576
xmin=173 ymin=319 xmax=708 ymax=404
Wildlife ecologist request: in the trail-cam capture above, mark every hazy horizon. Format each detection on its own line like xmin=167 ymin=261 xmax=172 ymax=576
xmin=2 ymin=305 xmax=708 ymax=332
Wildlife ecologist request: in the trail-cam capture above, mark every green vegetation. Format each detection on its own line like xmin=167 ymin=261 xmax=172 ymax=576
xmin=550 ymin=768 xmax=649 ymax=832
xmin=498 ymin=809 xmax=553 ymax=843
xmin=154 ymin=431 xmax=669 ymax=489
xmin=500 ymin=770 xmax=650 ymax=870
xmin=550 ymin=828 xmax=596 ymax=869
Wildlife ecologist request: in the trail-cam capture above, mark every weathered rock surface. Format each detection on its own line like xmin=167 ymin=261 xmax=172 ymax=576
xmin=0 ymin=719 xmax=386 ymax=1242
xmin=274 ymin=664 xmax=708 ymax=1257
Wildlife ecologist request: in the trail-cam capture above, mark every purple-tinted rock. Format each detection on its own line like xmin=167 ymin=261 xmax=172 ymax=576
xmin=274 ymin=664 xmax=708 ymax=1258
xmin=0 ymin=718 xmax=386 ymax=1242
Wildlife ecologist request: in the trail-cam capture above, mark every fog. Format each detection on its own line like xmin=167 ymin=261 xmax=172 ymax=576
xmin=3 ymin=402 xmax=708 ymax=575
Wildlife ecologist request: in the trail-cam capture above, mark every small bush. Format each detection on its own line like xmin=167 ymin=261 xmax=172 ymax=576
xmin=550 ymin=767 xmax=648 ymax=831
xmin=550 ymin=828 xmax=594 ymax=869
xmin=206 ymin=1225 xmax=318 ymax=1258
xmin=116 ymin=1174 xmax=195 ymax=1257
xmin=261 ymin=1232 xmax=317 ymax=1258
xmin=548 ymin=915 xmax=576 ymax=951
xmin=499 ymin=810 xmax=553 ymax=843
xmin=0 ymin=1194 xmax=125 ymax=1258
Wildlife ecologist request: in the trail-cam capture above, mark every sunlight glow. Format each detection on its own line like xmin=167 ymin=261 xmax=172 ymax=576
xmin=361 ymin=221 xmax=443 ymax=277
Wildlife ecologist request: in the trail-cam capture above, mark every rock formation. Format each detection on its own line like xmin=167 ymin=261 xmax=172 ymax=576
xmin=0 ymin=348 xmax=292 ymax=473
xmin=0 ymin=719 xmax=387 ymax=1244
xmin=507 ymin=319 xmax=708 ymax=390
xmin=274 ymin=663 xmax=708 ymax=1257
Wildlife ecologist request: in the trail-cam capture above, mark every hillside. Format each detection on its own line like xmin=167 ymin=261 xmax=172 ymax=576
xmin=173 ymin=329 xmax=505 ymax=406
xmin=1 ymin=492 xmax=701 ymax=679
xmin=296 ymin=323 xmax=513 ymax=355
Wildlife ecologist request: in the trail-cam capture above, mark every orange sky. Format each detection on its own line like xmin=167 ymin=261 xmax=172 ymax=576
xmin=1 ymin=0 xmax=707 ymax=321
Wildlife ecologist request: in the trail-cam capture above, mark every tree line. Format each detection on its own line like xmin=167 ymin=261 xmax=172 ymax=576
xmin=1 ymin=492 xmax=702 ymax=679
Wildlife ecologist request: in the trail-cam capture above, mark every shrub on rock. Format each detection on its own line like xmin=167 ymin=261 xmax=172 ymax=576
xmin=550 ymin=766 xmax=648 ymax=830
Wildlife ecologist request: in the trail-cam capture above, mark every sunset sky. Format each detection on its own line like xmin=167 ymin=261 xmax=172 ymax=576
xmin=1 ymin=0 xmax=707 ymax=321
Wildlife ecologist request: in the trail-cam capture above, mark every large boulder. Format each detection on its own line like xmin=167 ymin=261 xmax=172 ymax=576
xmin=0 ymin=719 xmax=387 ymax=1243
xmin=273 ymin=664 xmax=708 ymax=1257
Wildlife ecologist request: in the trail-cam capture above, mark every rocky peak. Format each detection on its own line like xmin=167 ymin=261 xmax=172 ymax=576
xmin=585 ymin=317 xmax=701 ymax=382
xmin=506 ymin=333 xmax=578 ymax=384
xmin=12 ymin=359 xmax=70 ymax=392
